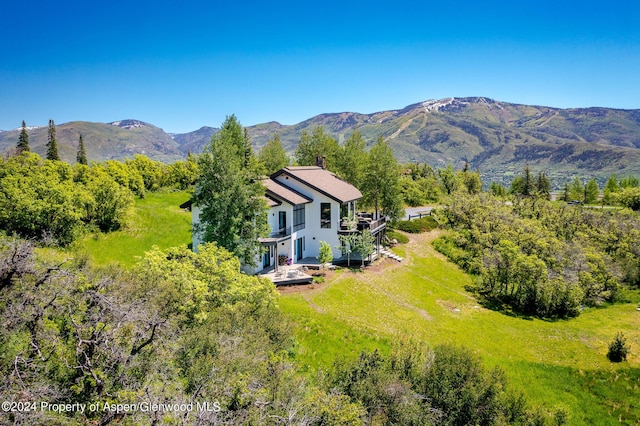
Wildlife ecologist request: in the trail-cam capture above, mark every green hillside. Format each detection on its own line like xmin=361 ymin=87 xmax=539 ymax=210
xmin=76 ymin=190 xmax=192 ymax=268
xmin=250 ymin=98 xmax=640 ymax=187
xmin=62 ymin=191 xmax=640 ymax=424
xmin=3 ymin=98 xmax=640 ymax=185
xmin=279 ymin=231 xmax=640 ymax=424
xmin=0 ymin=120 xmax=185 ymax=163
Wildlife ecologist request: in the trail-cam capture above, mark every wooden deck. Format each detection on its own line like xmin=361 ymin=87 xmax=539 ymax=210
xmin=260 ymin=265 xmax=313 ymax=285
xmin=259 ymin=250 xmax=383 ymax=285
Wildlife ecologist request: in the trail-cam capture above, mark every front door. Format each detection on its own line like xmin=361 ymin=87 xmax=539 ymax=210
xmin=262 ymin=246 xmax=271 ymax=268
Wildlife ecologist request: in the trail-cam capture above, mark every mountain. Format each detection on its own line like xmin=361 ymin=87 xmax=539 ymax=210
xmin=245 ymin=98 xmax=640 ymax=186
xmin=0 ymin=120 xmax=185 ymax=163
xmin=2 ymin=97 xmax=640 ymax=186
xmin=169 ymin=126 xmax=218 ymax=154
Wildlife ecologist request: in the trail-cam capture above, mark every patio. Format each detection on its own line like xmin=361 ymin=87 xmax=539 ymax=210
xmin=260 ymin=265 xmax=313 ymax=285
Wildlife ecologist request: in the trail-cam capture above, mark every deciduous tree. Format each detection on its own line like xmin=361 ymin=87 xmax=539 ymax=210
xmin=362 ymin=137 xmax=403 ymax=220
xmin=459 ymin=169 xmax=483 ymax=194
xmin=620 ymin=175 xmax=639 ymax=188
xmin=603 ymin=174 xmax=620 ymax=205
xmin=338 ymin=233 xmax=357 ymax=267
xmin=584 ymin=178 xmax=599 ymax=204
xmin=317 ymin=240 xmax=333 ymax=275
xmin=294 ymin=126 xmax=340 ymax=170
xmin=617 ymin=187 xmax=640 ymax=210
xmin=565 ymin=177 xmax=584 ymax=202
xmin=355 ymin=229 xmax=376 ymax=266
xmin=165 ymin=152 xmax=200 ymax=189
xmin=258 ymin=133 xmax=289 ymax=174
xmin=438 ymin=164 xmax=460 ymax=195
xmin=194 ymin=115 xmax=269 ymax=265
xmin=336 ymin=129 xmax=367 ymax=188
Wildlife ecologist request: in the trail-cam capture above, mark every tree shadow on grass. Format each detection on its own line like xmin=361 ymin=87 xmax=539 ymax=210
xmin=464 ymin=285 xmax=535 ymax=321
xmin=473 ymin=292 xmax=577 ymax=322
xmin=346 ymin=266 xmax=366 ymax=274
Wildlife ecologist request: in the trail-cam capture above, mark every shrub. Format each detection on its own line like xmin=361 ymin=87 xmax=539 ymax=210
xmin=393 ymin=216 xmax=438 ymax=233
xmin=617 ymin=187 xmax=640 ymax=210
xmin=607 ymin=332 xmax=630 ymax=362
xmin=386 ymin=230 xmax=409 ymax=244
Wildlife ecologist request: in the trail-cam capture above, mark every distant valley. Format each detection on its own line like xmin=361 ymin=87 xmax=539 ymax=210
xmin=2 ymin=97 xmax=640 ymax=186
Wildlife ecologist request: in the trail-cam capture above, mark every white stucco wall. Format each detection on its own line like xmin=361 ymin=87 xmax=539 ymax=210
xmin=273 ymin=175 xmax=342 ymax=260
xmin=192 ymin=174 xmax=357 ymax=274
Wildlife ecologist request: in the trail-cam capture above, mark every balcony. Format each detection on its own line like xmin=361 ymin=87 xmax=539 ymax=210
xmin=268 ymin=226 xmax=291 ymax=238
xmin=338 ymin=214 xmax=386 ymax=235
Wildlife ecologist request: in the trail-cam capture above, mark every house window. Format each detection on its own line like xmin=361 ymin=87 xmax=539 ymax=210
xmin=321 ymin=203 xmax=331 ymax=228
xmin=293 ymin=204 xmax=305 ymax=231
xmin=279 ymin=211 xmax=286 ymax=234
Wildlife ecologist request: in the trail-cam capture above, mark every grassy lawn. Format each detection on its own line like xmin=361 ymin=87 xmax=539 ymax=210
xmin=76 ymin=190 xmax=192 ymax=268
xmin=279 ymin=231 xmax=640 ymax=425
xmin=69 ymin=192 xmax=639 ymax=423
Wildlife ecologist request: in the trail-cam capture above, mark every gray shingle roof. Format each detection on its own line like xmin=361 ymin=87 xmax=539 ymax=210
xmin=263 ymin=177 xmax=313 ymax=205
xmin=272 ymin=166 xmax=362 ymax=203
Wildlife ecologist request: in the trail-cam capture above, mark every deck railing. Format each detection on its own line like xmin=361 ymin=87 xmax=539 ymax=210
xmin=339 ymin=215 xmax=386 ymax=234
xmin=268 ymin=226 xmax=291 ymax=238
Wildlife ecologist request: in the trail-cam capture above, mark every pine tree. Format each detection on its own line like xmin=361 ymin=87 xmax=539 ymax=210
xmin=17 ymin=120 xmax=30 ymax=153
xmin=521 ymin=165 xmax=535 ymax=196
xmin=243 ymin=128 xmax=253 ymax=167
xmin=46 ymin=119 xmax=60 ymax=161
xmin=536 ymin=171 xmax=551 ymax=199
xmin=607 ymin=332 xmax=630 ymax=362
xmin=76 ymin=134 xmax=88 ymax=165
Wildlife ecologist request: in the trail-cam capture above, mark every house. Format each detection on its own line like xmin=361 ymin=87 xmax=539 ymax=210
xmin=191 ymin=160 xmax=387 ymax=278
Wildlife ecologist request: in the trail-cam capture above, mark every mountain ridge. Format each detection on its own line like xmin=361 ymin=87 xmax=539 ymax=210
xmin=2 ymin=97 xmax=639 ymax=185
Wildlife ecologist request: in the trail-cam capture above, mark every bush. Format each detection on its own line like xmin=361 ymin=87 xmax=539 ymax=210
xmin=393 ymin=216 xmax=438 ymax=233
xmin=330 ymin=343 xmax=536 ymax=425
xmin=607 ymin=332 xmax=630 ymax=362
xmin=618 ymin=187 xmax=640 ymax=210
xmin=386 ymin=230 xmax=409 ymax=244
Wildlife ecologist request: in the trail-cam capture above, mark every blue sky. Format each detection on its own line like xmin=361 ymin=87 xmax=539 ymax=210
xmin=1 ymin=0 xmax=639 ymax=133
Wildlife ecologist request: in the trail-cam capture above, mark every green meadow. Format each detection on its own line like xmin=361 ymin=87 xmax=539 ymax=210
xmin=71 ymin=192 xmax=639 ymax=424
xmin=76 ymin=190 xmax=192 ymax=268
xmin=279 ymin=232 xmax=640 ymax=425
